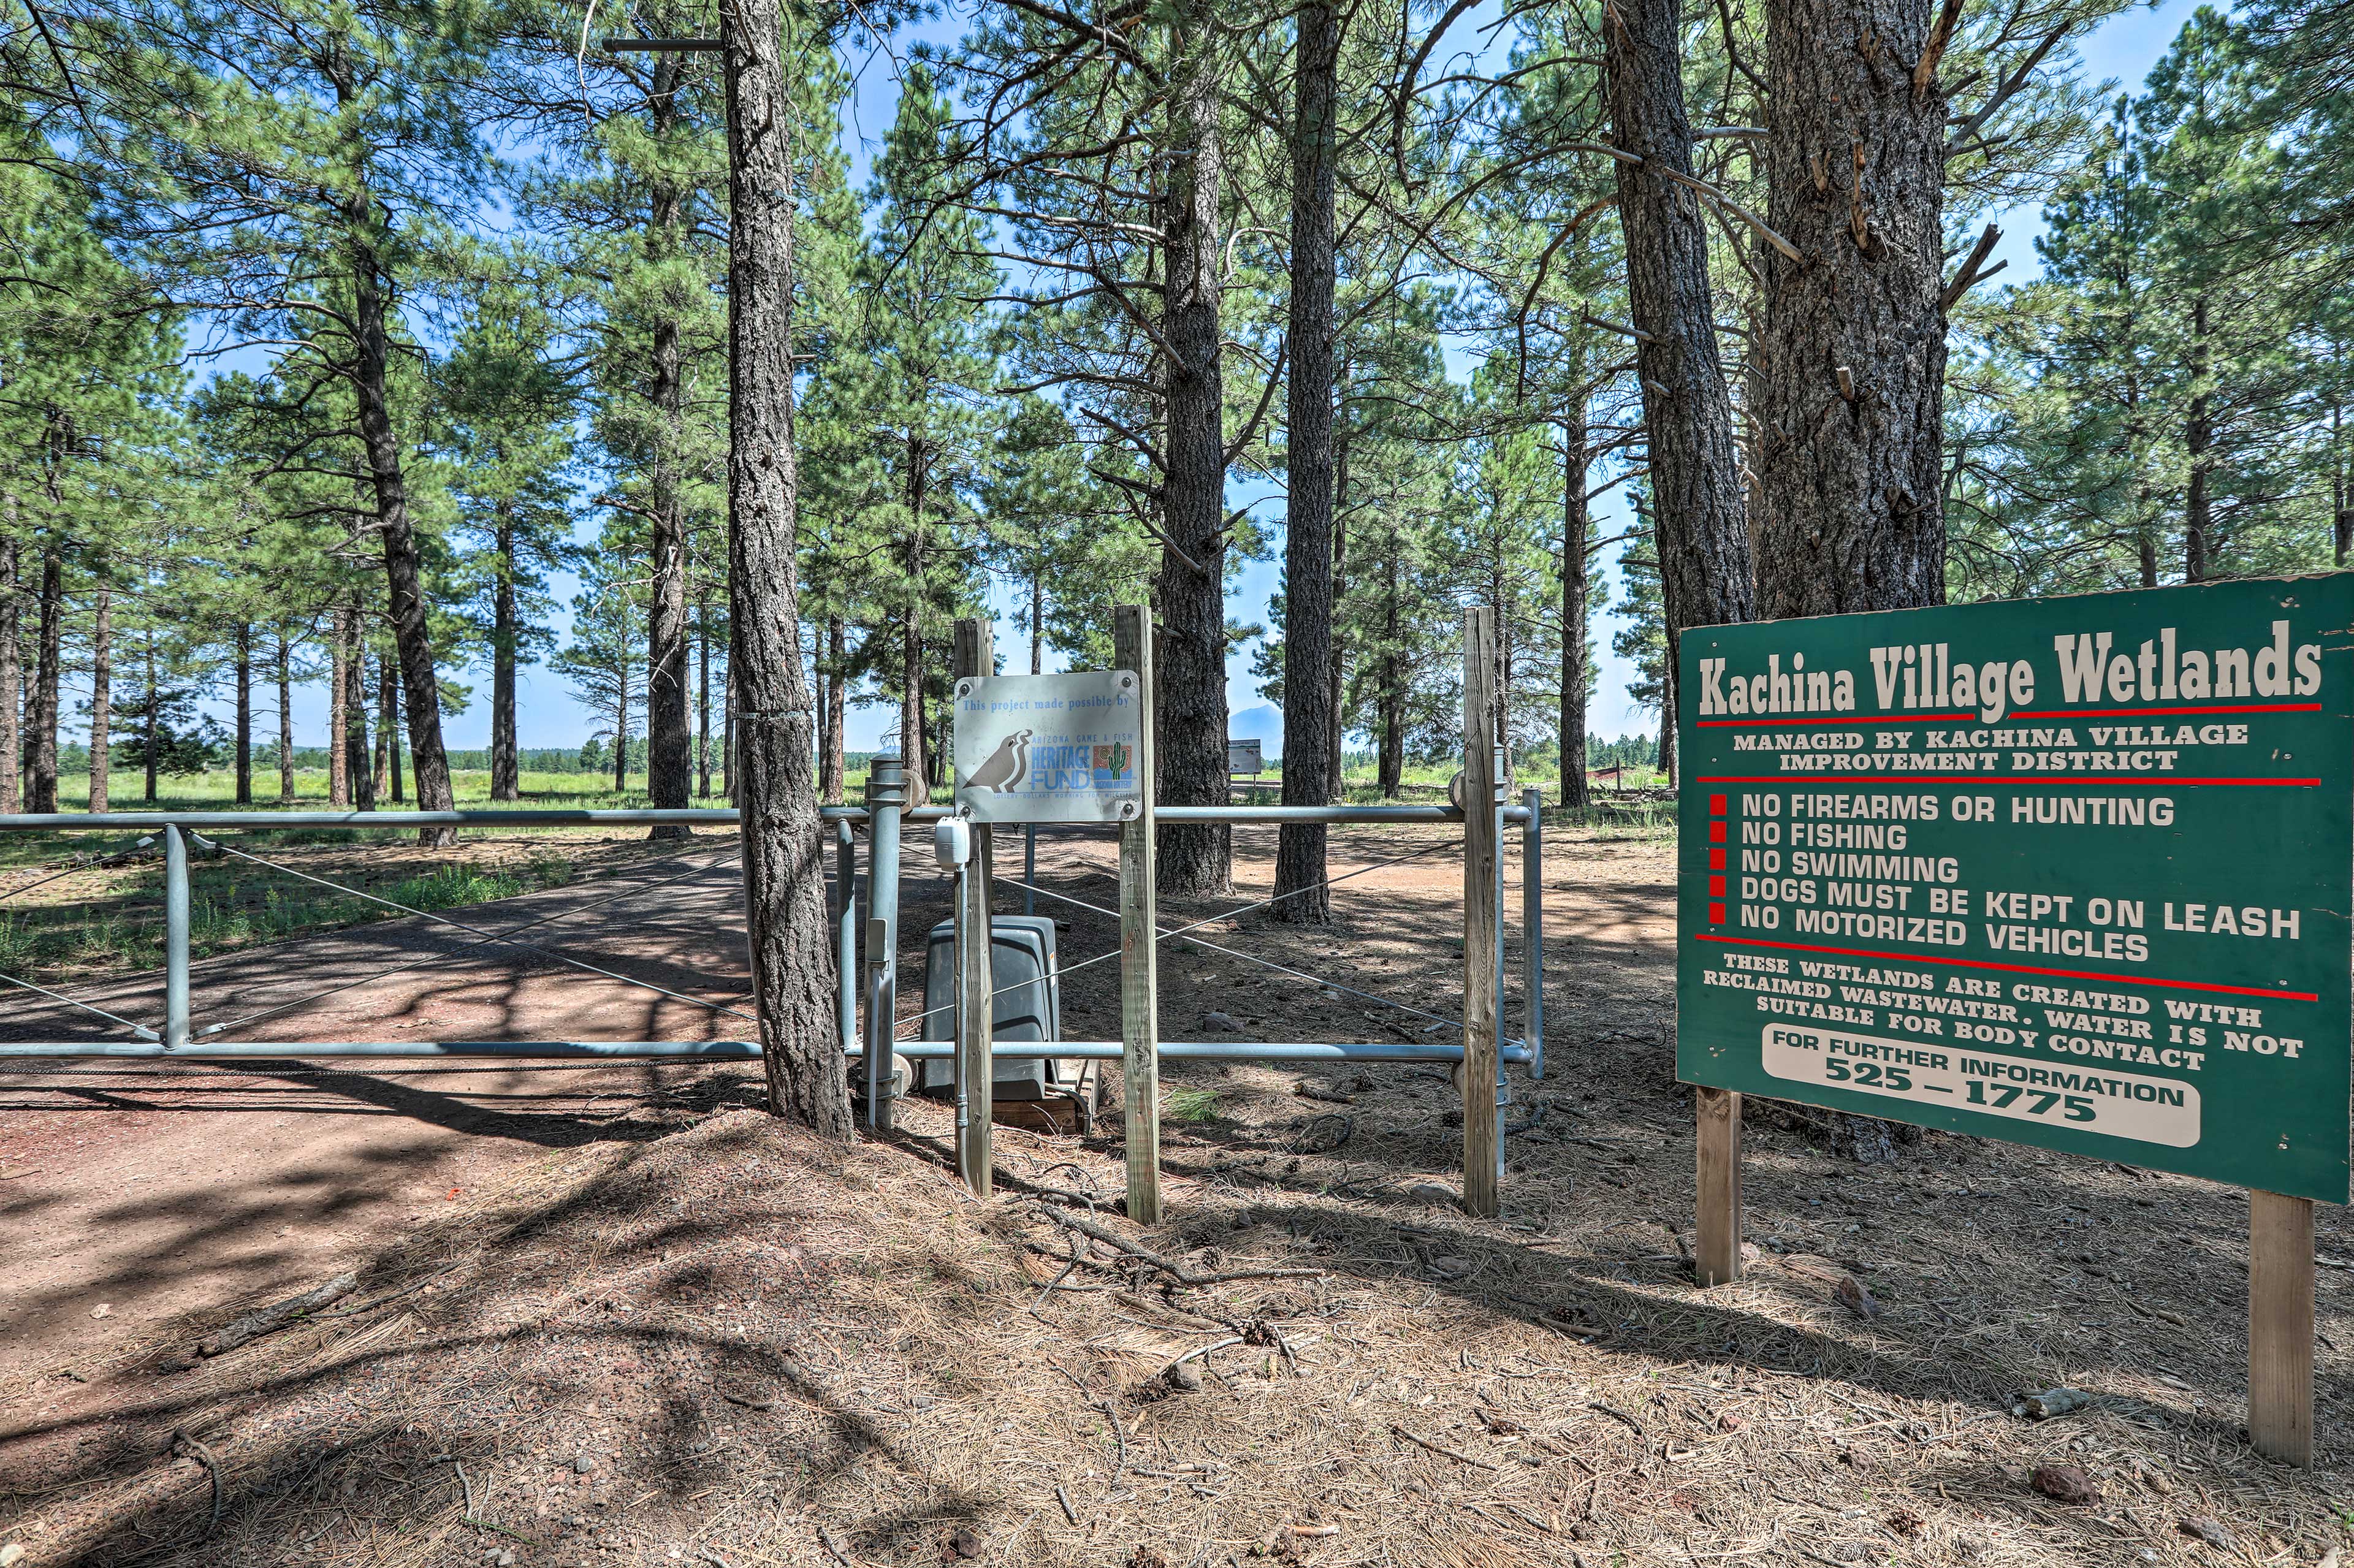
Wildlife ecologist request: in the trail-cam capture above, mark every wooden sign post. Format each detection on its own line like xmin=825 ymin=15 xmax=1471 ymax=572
xmin=1672 ymin=576 xmax=2353 ymax=1466
xmin=952 ymin=618 xmax=996 ymax=1197
xmin=1461 ymin=607 xmax=1501 ymax=1219
xmin=1114 ymin=604 xmax=1162 ymax=1223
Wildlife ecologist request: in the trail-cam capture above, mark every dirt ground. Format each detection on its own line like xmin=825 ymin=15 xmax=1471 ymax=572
xmin=1 ymin=821 xmax=2348 ymax=1567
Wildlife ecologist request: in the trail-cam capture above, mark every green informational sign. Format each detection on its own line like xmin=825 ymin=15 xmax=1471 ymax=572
xmin=1676 ymin=574 xmax=2354 ymax=1202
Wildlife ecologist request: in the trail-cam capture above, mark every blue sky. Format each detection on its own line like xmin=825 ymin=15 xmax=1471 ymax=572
xmin=202 ymin=0 xmax=2201 ymax=761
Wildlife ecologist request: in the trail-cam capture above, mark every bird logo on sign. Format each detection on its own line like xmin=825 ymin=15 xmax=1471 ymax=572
xmin=964 ymin=729 xmax=1032 ymax=794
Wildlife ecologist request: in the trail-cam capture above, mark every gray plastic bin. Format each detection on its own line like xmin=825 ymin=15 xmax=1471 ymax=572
xmin=914 ymin=915 xmax=1067 ymax=1098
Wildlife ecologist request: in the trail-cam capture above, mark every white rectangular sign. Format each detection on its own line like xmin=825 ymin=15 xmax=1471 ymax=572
xmin=1759 ymin=1024 xmax=2200 ymax=1147
xmin=1228 ymin=738 xmax=1263 ymax=775
xmin=953 ymin=671 xmax=1145 ymax=823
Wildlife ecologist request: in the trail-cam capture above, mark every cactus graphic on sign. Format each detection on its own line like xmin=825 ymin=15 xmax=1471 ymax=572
xmin=953 ymin=672 xmax=1143 ymax=823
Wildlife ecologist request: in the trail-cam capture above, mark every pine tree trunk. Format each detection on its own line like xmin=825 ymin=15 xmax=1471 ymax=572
xmin=820 ymin=616 xmax=845 ymax=803
xmin=1029 ymin=561 xmax=1044 ymax=674
xmin=725 ymin=0 xmax=851 ymax=1133
xmin=1327 ymin=510 xmax=1346 ymax=801
xmin=88 ymin=579 xmax=112 ymax=813
xmin=384 ymin=652 xmax=402 ymax=802
xmin=614 ymin=666 xmax=628 ymax=793
xmin=142 ymin=636 xmax=159 ymax=805
xmin=646 ymin=362 xmax=693 ymax=835
xmin=1754 ymin=0 xmax=1948 ymax=618
xmin=2184 ymin=295 xmax=2212 ymax=581
xmin=345 ymin=609 xmax=374 ymax=812
xmin=1605 ymin=0 xmax=1755 ymax=649
xmin=277 ymin=637 xmax=296 ymax=802
xmin=371 ymin=650 xmax=391 ymax=799
xmin=1156 ymin=3 xmax=1234 ymax=896
xmin=1274 ymin=0 xmax=1339 ymax=924
xmin=0 ymin=527 xmax=18 ymax=816
xmin=1560 ymin=422 xmax=1591 ymax=809
xmin=722 ymin=661 xmax=735 ymax=801
xmin=1754 ymin=0 xmax=1948 ymax=1165
xmin=28 ymin=542 xmax=61 ymax=813
xmin=901 ymin=607 xmax=927 ymax=788
xmin=234 ymin=623 xmax=252 ymax=805
xmin=491 ymin=514 xmax=520 ymax=802
xmin=329 ymin=609 xmax=351 ymax=808
xmin=347 ymin=213 xmax=455 ymax=845
xmin=701 ymin=599 xmax=718 ymax=799
xmin=1378 ymin=540 xmax=1403 ymax=798
xmin=1657 ymin=659 xmax=1676 ymax=790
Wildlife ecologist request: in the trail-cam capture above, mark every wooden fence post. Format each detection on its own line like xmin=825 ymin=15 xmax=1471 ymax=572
xmin=953 ymin=618 xmax=995 ymax=1197
xmin=1462 ymin=607 xmax=1500 ymax=1218
xmin=1694 ymin=1087 xmax=1742 ymax=1285
xmin=2248 ymin=1189 xmax=2314 ymax=1466
xmin=1115 ymin=604 xmax=1162 ymax=1224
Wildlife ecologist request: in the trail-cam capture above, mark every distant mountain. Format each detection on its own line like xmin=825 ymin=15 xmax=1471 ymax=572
xmin=1228 ymin=703 xmax=1284 ymax=758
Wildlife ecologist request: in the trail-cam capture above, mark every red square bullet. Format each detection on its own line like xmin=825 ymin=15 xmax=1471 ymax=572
xmin=1708 ymin=875 xmax=1726 ymax=897
xmin=1708 ymin=821 xmax=1726 ymax=843
xmin=1708 ymin=902 xmax=1726 ymax=925
xmin=1709 ymin=848 xmax=1726 ymax=870
xmin=1709 ymin=793 xmax=1727 ymax=815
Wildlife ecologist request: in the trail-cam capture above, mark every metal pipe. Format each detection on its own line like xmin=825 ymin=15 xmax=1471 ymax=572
xmin=863 ymin=756 xmax=907 ymax=1128
xmin=163 ymin=824 xmax=190 ymax=1051
xmin=1523 ymin=786 xmax=1544 ymax=1080
xmin=851 ymin=1040 xmax=1538 ymax=1063
xmin=0 ymin=802 xmax=1530 ymax=833
xmin=0 ymin=1040 xmax=763 ymax=1059
xmin=0 ymin=809 xmax=750 ymax=832
xmin=0 ymin=1038 xmax=1530 ymax=1064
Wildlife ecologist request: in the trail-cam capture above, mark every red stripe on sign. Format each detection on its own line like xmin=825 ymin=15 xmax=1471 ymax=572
xmin=1697 ymin=713 xmax=1974 ymax=727
xmin=2006 ymin=703 xmax=2322 ymax=720
xmin=1693 ymin=776 xmax=2320 ymax=786
xmin=1691 ymin=933 xmax=2321 ymax=1002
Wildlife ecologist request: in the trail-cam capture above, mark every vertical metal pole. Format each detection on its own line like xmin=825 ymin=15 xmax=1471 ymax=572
xmin=1522 ymin=786 xmax=1544 ymax=1081
xmin=1492 ymin=753 xmax=1509 ymax=1186
xmin=1114 ymin=604 xmax=1161 ymax=1224
xmin=1461 ymin=610 xmax=1501 ymax=1217
xmin=864 ymin=758 xmax=907 ymax=1130
xmin=163 ymin=824 xmax=189 ymax=1052
xmin=1023 ymin=823 xmax=1036 ymax=917
xmin=953 ymin=618 xmax=995 ymax=1195
xmin=834 ymin=819 xmax=856 ymax=1052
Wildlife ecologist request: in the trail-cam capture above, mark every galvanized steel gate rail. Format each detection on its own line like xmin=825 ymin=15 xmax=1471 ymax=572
xmin=0 ymin=790 xmax=1547 ymax=1175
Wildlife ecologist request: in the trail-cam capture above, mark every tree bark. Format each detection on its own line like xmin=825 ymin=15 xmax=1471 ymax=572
xmin=726 ymin=0 xmax=849 ymax=1133
xmin=641 ymin=45 xmax=694 ymax=840
xmin=345 ymin=609 xmax=374 ymax=812
xmin=142 ymin=634 xmax=159 ymax=805
xmin=383 ymin=651 xmax=402 ymax=802
xmin=1753 ymin=0 xmax=1948 ymax=1165
xmin=1605 ymin=0 xmax=1756 ymax=642
xmin=491 ymin=512 xmax=520 ymax=801
xmin=1156 ymin=2 xmax=1234 ymax=896
xmin=329 ymin=607 xmax=351 ymax=808
xmin=1559 ymin=421 xmax=1591 ymax=809
xmin=901 ymin=610 xmax=926 ymax=788
xmin=613 ymin=660 xmax=629 ymax=794
xmin=27 ymin=541 xmax=61 ymax=814
xmin=348 ymin=207 xmax=456 ymax=844
xmin=371 ymin=650 xmax=391 ymax=799
xmin=234 ymin=623 xmax=252 ymax=805
xmin=701 ymin=595 xmax=719 ymax=799
xmin=1753 ymin=0 xmax=1948 ymax=617
xmin=722 ymin=661 xmax=735 ymax=800
xmin=820 ymin=615 xmax=845 ymax=803
xmin=277 ymin=636 xmax=296 ymax=802
xmin=2184 ymin=294 xmax=2212 ymax=582
xmin=1274 ymin=0 xmax=1340 ymax=924
xmin=0 ymin=526 xmax=18 ymax=816
xmin=88 ymin=578 xmax=112 ymax=813
xmin=1378 ymin=535 xmax=1403 ymax=797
